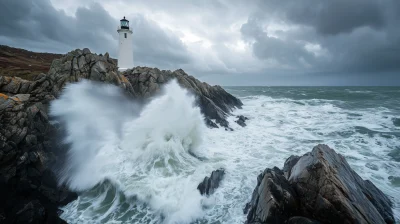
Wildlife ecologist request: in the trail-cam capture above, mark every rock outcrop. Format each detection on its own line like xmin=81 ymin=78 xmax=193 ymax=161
xmin=0 ymin=48 xmax=137 ymax=223
xmin=46 ymin=48 xmax=134 ymax=97
xmin=123 ymin=67 xmax=243 ymax=128
xmin=0 ymin=48 xmax=243 ymax=223
xmin=235 ymin=115 xmax=248 ymax=127
xmin=0 ymin=78 xmax=76 ymax=223
xmin=244 ymin=167 xmax=302 ymax=223
xmin=197 ymin=168 xmax=225 ymax=195
xmin=245 ymin=144 xmax=395 ymax=224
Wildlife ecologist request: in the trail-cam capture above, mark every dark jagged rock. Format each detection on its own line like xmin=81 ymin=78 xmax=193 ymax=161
xmin=287 ymin=217 xmax=320 ymax=224
xmin=235 ymin=115 xmax=248 ymax=127
xmin=197 ymin=168 xmax=225 ymax=195
xmin=245 ymin=144 xmax=394 ymax=224
xmin=47 ymin=49 xmax=134 ymax=97
xmin=0 ymin=48 xmax=243 ymax=223
xmin=123 ymin=67 xmax=243 ymax=128
xmin=287 ymin=145 xmax=394 ymax=224
xmin=205 ymin=118 xmax=219 ymax=128
xmin=282 ymin=155 xmax=300 ymax=177
xmin=0 ymin=49 xmax=135 ymax=223
xmin=244 ymin=167 xmax=299 ymax=224
xmin=0 ymin=93 xmax=77 ymax=223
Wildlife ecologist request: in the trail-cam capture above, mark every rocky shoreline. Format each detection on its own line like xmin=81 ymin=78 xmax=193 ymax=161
xmin=0 ymin=48 xmax=395 ymax=223
xmin=196 ymin=145 xmax=395 ymax=224
xmin=123 ymin=67 xmax=243 ymax=129
xmin=244 ymin=144 xmax=395 ymax=224
xmin=0 ymin=48 xmax=243 ymax=223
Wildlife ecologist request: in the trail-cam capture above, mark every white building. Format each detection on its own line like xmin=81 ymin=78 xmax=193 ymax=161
xmin=117 ymin=17 xmax=134 ymax=71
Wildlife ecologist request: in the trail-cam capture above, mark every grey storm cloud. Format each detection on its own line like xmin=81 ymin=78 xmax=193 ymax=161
xmin=0 ymin=0 xmax=191 ymax=69
xmin=285 ymin=0 xmax=387 ymax=35
xmin=241 ymin=18 xmax=316 ymax=68
xmin=0 ymin=0 xmax=399 ymax=85
xmin=242 ymin=0 xmax=400 ymax=75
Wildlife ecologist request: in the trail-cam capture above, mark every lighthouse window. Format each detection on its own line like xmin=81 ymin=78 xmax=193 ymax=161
xmin=124 ymin=33 xmax=127 ymax=38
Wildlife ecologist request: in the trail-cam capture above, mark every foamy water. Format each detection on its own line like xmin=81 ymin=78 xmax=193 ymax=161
xmin=51 ymin=83 xmax=400 ymax=223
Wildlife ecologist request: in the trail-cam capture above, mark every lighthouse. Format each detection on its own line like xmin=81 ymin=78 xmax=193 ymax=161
xmin=117 ymin=17 xmax=134 ymax=71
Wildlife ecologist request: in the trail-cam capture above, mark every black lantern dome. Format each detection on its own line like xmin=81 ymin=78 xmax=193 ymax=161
xmin=120 ymin=16 xmax=129 ymax=29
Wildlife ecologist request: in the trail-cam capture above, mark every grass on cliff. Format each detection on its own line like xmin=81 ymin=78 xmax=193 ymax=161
xmin=0 ymin=45 xmax=62 ymax=80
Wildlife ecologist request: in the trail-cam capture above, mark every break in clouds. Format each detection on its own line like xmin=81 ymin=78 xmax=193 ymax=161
xmin=0 ymin=0 xmax=399 ymax=85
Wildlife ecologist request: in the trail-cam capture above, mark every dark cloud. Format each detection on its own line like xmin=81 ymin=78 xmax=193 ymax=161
xmin=0 ymin=0 xmax=399 ymax=85
xmin=241 ymin=18 xmax=316 ymax=69
xmin=319 ymin=26 xmax=400 ymax=73
xmin=0 ymin=0 xmax=190 ymax=69
xmin=242 ymin=0 xmax=400 ymax=77
xmin=0 ymin=0 xmax=113 ymax=52
xmin=284 ymin=0 xmax=387 ymax=36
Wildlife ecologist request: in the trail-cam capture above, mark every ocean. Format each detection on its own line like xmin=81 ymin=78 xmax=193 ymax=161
xmin=55 ymin=84 xmax=400 ymax=223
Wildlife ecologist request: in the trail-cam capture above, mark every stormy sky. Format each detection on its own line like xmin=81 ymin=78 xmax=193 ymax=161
xmin=0 ymin=0 xmax=399 ymax=85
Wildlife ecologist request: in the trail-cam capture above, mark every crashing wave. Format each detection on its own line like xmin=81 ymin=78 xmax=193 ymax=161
xmin=50 ymin=80 xmax=207 ymax=223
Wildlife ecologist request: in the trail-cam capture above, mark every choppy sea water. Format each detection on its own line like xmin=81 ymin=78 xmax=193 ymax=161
xmin=56 ymin=84 xmax=400 ymax=223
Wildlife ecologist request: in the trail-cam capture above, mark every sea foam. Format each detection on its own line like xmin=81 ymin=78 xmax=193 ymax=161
xmin=50 ymin=80 xmax=208 ymax=223
xmin=53 ymin=85 xmax=400 ymax=223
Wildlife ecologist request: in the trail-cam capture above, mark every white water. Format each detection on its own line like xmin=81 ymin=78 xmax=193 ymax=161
xmin=51 ymin=80 xmax=209 ymax=223
xmin=51 ymin=82 xmax=400 ymax=223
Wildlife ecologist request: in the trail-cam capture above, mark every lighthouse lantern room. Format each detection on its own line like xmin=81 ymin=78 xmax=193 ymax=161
xmin=117 ymin=16 xmax=134 ymax=71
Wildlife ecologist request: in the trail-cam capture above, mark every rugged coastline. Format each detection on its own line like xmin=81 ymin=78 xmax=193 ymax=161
xmin=0 ymin=48 xmax=395 ymax=223
xmin=0 ymin=48 xmax=242 ymax=223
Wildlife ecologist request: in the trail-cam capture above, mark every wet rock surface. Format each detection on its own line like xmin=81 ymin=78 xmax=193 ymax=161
xmin=123 ymin=67 xmax=243 ymax=128
xmin=197 ymin=168 xmax=225 ymax=195
xmin=0 ymin=48 xmax=134 ymax=223
xmin=0 ymin=48 xmax=243 ymax=223
xmin=235 ymin=115 xmax=248 ymax=127
xmin=0 ymin=83 xmax=76 ymax=223
xmin=244 ymin=167 xmax=299 ymax=224
xmin=245 ymin=144 xmax=394 ymax=224
xmin=287 ymin=217 xmax=320 ymax=224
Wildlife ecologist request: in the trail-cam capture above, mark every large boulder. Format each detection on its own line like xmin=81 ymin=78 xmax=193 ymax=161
xmin=245 ymin=144 xmax=395 ymax=224
xmin=123 ymin=67 xmax=243 ymax=128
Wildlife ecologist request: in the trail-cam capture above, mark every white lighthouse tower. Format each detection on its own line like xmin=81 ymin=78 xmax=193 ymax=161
xmin=117 ymin=16 xmax=134 ymax=71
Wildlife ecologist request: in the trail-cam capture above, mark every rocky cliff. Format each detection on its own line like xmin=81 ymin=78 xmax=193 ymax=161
xmin=123 ymin=67 xmax=243 ymax=128
xmin=244 ymin=144 xmax=395 ymax=224
xmin=0 ymin=48 xmax=243 ymax=223
xmin=0 ymin=49 xmax=133 ymax=223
